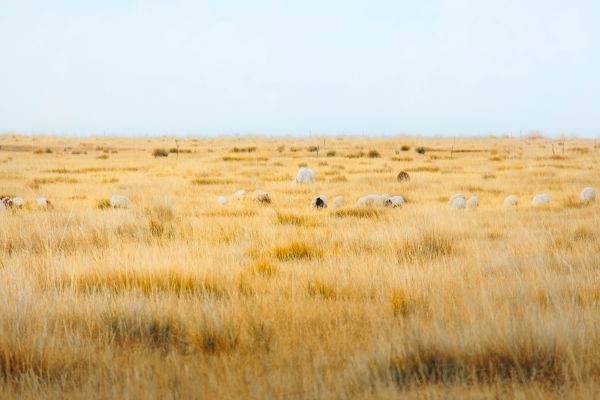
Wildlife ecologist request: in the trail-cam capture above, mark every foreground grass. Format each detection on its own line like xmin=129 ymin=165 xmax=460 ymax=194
xmin=0 ymin=134 xmax=599 ymax=399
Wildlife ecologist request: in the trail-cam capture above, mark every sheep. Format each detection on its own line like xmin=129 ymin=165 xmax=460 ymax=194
xmin=310 ymin=195 xmax=328 ymax=209
xmin=233 ymin=189 xmax=246 ymax=200
xmin=580 ymin=187 xmax=596 ymax=204
xmin=466 ymin=196 xmax=479 ymax=209
xmin=331 ymin=195 xmax=344 ymax=209
xmin=448 ymin=193 xmax=466 ymax=209
xmin=11 ymin=197 xmax=24 ymax=209
xmin=503 ymin=195 xmax=519 ymax=208
xmin=448 ymin=193 xmax=464 ymax=205
xmin=357 ymin=194 xmax=379 ymax=207
xmin=110 ymin=194 xmax=132 ymax=209
xmin=0 ymin=202 xmax=5 ymax=211
xmin=389 ymin=195 xmax=405 ymax=208
xmin=532 ymin=193 xmax=550 ymax=205
xmin=357 ymin=194 xmax=393 ymax=207
xmin=378 ymin=194 xmax=394 ymax=207
xmin=396 ymin=171 xmax=410 ymax=182
xmin=292 ymin=167 xmax=315 ymax=184
xmin=36 ymin=197 xmax=52 ymax=208
xmin=217 ymin=195 xmax=227 ymax=205
xmin=371 ymin=195 xmax=388 ymax=207
xmin=1 ymin=197 xmax=13 ymax=209
xmin=252 ymin=189 xmax=271 ymax=204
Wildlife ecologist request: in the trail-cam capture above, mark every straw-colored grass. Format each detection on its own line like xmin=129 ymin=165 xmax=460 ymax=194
xmin=0 ymin=134 xmax=599 ymax=399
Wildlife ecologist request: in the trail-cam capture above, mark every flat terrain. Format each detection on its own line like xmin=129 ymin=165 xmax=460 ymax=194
xmin=1 ymin=134 xmax=599 ymax=399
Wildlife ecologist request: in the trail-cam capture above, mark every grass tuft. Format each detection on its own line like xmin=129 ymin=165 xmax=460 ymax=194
xmin=273 ymin=241 xmax=321 ymax=261
xmin=96 ymin=198 xmax=111 ymax=209
xmin=250 ymin=260 xmax=278 ymax=277
xmin=152 ymin=148 xmax=169 ymax=157
xmin=333 ymin=207 xmax=386 ymax=219
xmin=276 ymin=212 xmax=318 ymax=227
xmin=397 ymin=230 xmax=455 ymax=262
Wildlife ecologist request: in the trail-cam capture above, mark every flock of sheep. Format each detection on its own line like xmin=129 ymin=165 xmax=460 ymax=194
xmin=1 ymin=167 xmax=597 ymax=212
xmin=444 ymin=191 xmax=596 ymax=209
xmin=216 ymin=167 xmax=598 ymax=210
xmin=1 ymin=196 xmax=50 ymax=210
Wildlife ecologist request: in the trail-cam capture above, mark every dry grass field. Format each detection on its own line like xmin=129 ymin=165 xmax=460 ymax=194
xmin=1 ymin=134 xmax=599 ymax=399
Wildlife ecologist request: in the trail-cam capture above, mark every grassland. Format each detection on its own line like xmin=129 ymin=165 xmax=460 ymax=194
xmin=1 ymin=134 xmax=599 ymax=399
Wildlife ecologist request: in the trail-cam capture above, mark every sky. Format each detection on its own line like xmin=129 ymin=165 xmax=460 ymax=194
xmin=1 ymin=0 xmax=599 ymax=137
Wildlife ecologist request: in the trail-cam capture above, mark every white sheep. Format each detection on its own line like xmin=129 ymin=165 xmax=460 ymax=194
xmin=466 ymin=196 xmax=479 ymax=209
xmin=331 ymin=195 xmax=344 ymax=209
xmin=292 ymin=167 xmax=315 ymax=184
xmin=310 ymin=195 xmax=328 ymax=208
xmin=36 ymin=197 xmax=52 ymax=208
xmin=217 ymin=195 xmax=227 ymax=205
xmin=389 ymin=195 xmax=405 ymax=208
xmin=532 ymin=193 xmax=550 ymax=205
xmin=252 ymin=189 xmax=271 ymax=204
xmin=11 ymin=197 xmax=25 ymax=209
xmin=375 ymin=194 xmax=392 ymax=207
xmin=448 ymin=193 xmax=466 ymax=209
xmin=357 ymin=194 xmax=375 ymax=207
xmin=580 ymin=187 xmax=596 ymax=204
xmin=357 ymin=194 xmax=382 ymax=207
xmin=503 ymin=195 xmax=519 ymax=208
xmin=356 ymin=194 xmax=395 ymax=207
xmin=233 ymin=189 xmax=246 ymax=200
xmin=110 ymin=194 xmax=132 ymax=209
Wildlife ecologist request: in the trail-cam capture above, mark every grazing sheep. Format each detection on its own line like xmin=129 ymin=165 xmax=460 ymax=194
xmin=357 ymin=194 xmax=378 ymax=207
xmin=580 ymin=187 xmax=596 ymax=204
xmin=233 ymin=189 xmax=246 ymax=200
xmin=0 ymin=202 xmax=5 ymax=211
xmin=396 ymin=171 xmax=410 ymax=182
xmin=293 ymin=167 xmax=315 ymax=184
xmin=311 ymin=195 xmax=328 ymax=209
xmin=357 ymin=194 xmax=393 ymax=207
xmin=37 ymin=197 xmax=52 ymax=208
xmin=466 ymin=196 xmax=479 ymax=209
xmin=448 ymin=193 xmax=464 ymax=205
xmin=1 ymin=197 xmax=13 ymax=209
xmin=374 ymin=194 xmax=392 ymax=207
xmin=532 ymin=193 xmax=550 ymax=205
xmin=252 ymin=189 xmax=271 ymax=204
xmin=11 ymin=197 xmax=25 ymax=209
xmin=217 ymin=195 xmax=227 ymax=205
xmin=503 ymin=195 xmax=519 ymax=208
xmin=389 ymin=195 xmax=405 ymax=208
xmin=331 ymin=195 xmax=344 ymax=209
xmin=110 ymin=194 xmax=132 ymax=209
xmin=448 ymin=193 xmax=466 ymax=209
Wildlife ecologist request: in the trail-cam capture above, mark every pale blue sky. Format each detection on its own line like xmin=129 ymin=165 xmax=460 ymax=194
xmin=1 ymin=1 xmax=599 ymax=137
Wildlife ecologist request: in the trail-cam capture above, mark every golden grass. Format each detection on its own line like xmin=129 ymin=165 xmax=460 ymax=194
xmin=333 ymin=207 xmax=387 ymax=219
xmin=397 ymin=230 xmax=455 ymax=262
xmin=0 ymin=134 xmax=599 ymax=399
xmin=191 ymin=177 xmax=234 ymax=185
xmin=275 ymin=212 xmax=319 ymax=227
xmin=273 ymin=240 xmax=322 ymax=261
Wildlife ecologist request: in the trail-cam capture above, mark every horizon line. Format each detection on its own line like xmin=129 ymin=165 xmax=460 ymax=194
xmin=1 ymin=131 xmax=599 ymax=140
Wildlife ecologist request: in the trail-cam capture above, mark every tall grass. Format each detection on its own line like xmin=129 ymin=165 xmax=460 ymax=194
xmin=0 ymin=134 xmax=599 ymax=399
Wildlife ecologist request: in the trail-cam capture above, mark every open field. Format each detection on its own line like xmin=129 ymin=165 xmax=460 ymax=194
xmin=1 ymin=134 xmax=600 ymax=399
